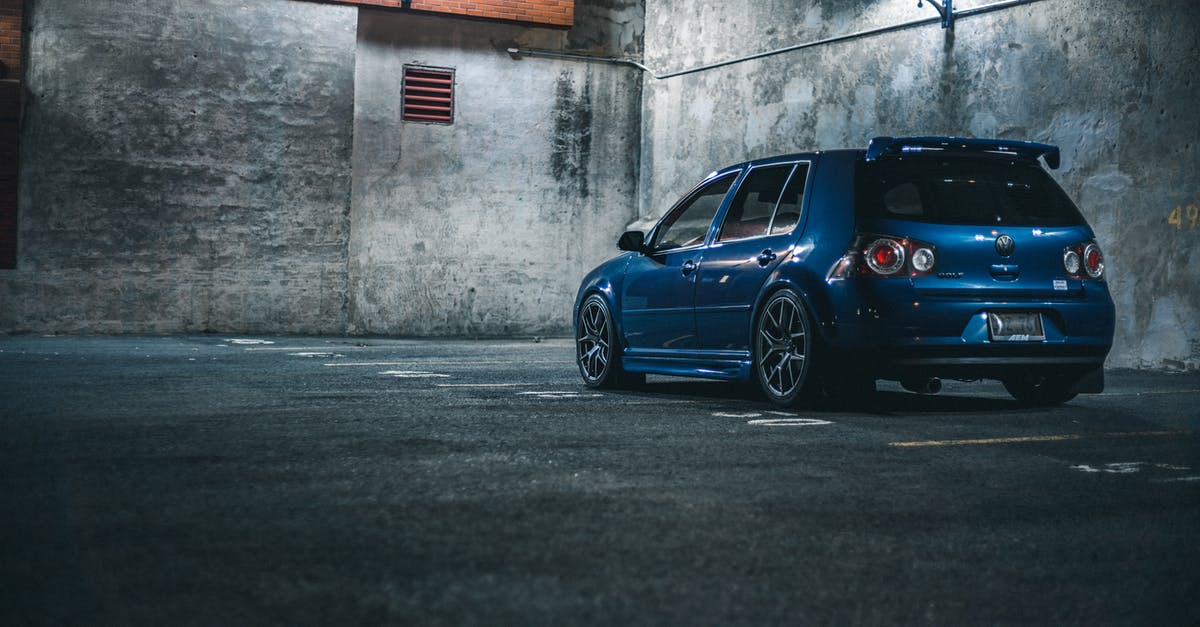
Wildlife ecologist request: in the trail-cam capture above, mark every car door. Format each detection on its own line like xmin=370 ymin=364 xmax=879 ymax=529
xmin=694 ymin=162 xmax=810 ymax=351
xmin=621 ymin=173 xmax=737 ymax=351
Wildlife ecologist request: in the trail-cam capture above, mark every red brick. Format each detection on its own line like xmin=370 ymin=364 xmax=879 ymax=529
xmin=312 ymin=0 xmax=572 ymax=27
xmin=0 ymin=0 xmax=17 ymax=77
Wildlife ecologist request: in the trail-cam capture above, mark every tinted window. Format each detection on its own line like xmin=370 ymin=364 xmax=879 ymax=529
xmin=856 ymin=158 xmax=1085 ymax=226
xmin=652 ymin=174 xmax=735 ymax=251
xmin=717 ymin=163 xmax=809 ymax=242
xmin=770 ymin=163 xmax=808 ymax=234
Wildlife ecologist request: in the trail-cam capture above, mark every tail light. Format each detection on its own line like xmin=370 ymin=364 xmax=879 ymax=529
xmin=1062 ymin=240 xmax=1105 ymax=280
xmin=827 ymin=235 xmax=937 ymax=281
xmin=865 ymin=238 xmax=905 ymax=275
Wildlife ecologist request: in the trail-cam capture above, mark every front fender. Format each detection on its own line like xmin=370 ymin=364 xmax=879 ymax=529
xmin=573 ymin=253 xmax=636 ymax=334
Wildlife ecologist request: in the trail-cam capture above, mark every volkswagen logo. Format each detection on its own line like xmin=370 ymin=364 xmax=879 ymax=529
xmin=995 ymin=234 xmax=1015 ymax=257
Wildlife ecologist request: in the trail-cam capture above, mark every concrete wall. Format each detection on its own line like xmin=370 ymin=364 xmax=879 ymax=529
xmin=348 ymin=2 xmax=643 ymax=336
xmin=6 ymin=0 xmax=1197 ymax=371
xmin=639 ymin=0 xmax=1200 ymax=369
xmin=2 ymin=0 xmax=358 ymax=333
xmin=1 ymin=0 xmax=644 ymax=337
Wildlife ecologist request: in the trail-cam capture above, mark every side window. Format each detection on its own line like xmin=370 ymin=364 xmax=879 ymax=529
xmin=770 ymin=163 xmax=808 ymax=234
xmin=651 ymin=174 xmax=735 ymax=252
xmin=718 ymin=165 xmax=792 ymax=242
xmin=717 ymin=163 xmax=809 ymax=242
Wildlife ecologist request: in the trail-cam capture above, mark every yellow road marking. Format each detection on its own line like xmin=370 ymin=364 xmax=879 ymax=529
xmin=888 ymin=430 xmax=1189 ymax=448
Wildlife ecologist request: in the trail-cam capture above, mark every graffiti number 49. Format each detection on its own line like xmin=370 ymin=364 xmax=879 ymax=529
xmin=1168 ymin=204 xmax=1199 ymax=230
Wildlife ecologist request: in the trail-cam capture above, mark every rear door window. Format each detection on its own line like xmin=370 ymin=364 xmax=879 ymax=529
xmin=857 ymin=157 xmax=1085 ymax=226
xmin=717 ymin=163 xmax=809 ymax=242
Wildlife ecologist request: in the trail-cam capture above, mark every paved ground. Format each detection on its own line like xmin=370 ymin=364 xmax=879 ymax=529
xmin=1 ymin=335 xmax=1197 ymax=625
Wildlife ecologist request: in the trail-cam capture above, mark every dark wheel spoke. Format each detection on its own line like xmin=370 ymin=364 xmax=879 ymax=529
xmin=755 ymin=291 xmax=811 ymax=403
xmin=577 ymin=296 xmax=624 ymax=387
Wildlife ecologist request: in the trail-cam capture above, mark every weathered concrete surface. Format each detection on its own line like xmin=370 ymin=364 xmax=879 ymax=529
xmin=1 ymin=0 xmax=358 ymax=333
xmin=5 ymin=0 xmax=1197 ymax=372
xmin=348 ymin=3 xmax=643 ymax=336
xmin=639 ymin=0 xmax=1200 ymax=369
xmin=2 ymin=0 xmax=644 ymax=338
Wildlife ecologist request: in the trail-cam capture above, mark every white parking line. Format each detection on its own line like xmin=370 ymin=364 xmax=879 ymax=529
xmin=324 ymin=360 xmax=572 ymax=367
xmin=379 ymin=370 xmax=451 ymax=379
xmin=1071 ymin=462 xmax=1192 ymax=475
xmin=713 ymin=412 xmax=763 ymax=419
xmin=517 ymin=390 xmax=603 ymax=400
xmin=245 ymin=346 xmax=365 ymax=352
xmin=1070 ymin=462 xmax=1144 ymax=474
xmin=434 ymin=383 xmax=543 ymax=388
xmin=747 ymin=418 xmax=834 ymax=427
xmin=709 ymin=411 xmax=834 ymax=427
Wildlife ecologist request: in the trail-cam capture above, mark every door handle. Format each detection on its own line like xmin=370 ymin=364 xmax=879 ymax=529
xmin=757 ymin=249 xmax=777 ymax=266
xmin=681 ymin=259 xmax=697 ymax=276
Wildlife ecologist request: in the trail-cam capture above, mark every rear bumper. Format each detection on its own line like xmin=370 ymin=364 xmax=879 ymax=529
xmin=821 ymin=280 xmax=1114 ymax=384
xmin=868 ymin=344 xmax=1108 ymax=382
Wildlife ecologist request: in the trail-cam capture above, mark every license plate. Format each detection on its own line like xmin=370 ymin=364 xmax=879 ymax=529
xmin=987 ymin=312 xmax=1045 ymax=342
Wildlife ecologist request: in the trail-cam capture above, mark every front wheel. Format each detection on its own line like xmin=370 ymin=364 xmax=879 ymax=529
xmin=576 ymin=294 xmax=642 ymax=389
xmin=1003 ymin=374 xmax=1078 ymax=406
xmin=754 ymin=289 xmax=817 ymax=406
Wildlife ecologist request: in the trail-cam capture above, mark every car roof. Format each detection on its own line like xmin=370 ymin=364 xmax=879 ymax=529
xmin=709 ymin=136 xmax=1061 ymax=178
xmin=705 ymin=150 xmax=856 ymax=179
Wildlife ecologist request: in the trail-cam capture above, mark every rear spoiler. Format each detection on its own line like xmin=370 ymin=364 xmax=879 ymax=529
xmin=865 ymin=136 xmax=1061 ymax=170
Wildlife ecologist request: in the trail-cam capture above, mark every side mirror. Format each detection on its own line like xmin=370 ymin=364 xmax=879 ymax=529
xmin=617 ymin=230 xmax=647 ymax=253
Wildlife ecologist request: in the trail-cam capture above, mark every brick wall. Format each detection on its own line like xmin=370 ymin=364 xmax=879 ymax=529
xmin=326 ymin=0 xmax=573 ymax=27
xmin=0 ymin=0 xmax=20 ymax=79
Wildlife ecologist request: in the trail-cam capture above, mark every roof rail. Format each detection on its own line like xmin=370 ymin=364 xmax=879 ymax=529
xmin=865 ymin=136 xmax=1061 ymax=169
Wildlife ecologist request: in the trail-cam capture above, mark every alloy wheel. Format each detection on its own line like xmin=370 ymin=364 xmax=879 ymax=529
xmin=755 ymin=291 xmax=811 ymax=402
xmin=577 ymin=296 xmax=612 ymax=385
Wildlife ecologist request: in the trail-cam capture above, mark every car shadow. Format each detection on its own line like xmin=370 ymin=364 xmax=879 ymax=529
xmin=624 ymin=378 xmax=1020 ymax=414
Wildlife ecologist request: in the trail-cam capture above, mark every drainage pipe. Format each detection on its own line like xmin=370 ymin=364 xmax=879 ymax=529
xmin=508 ymin=0 xmax=1047 ymax=80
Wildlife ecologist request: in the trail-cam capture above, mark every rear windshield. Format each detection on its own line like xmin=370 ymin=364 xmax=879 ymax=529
xmin=856 ymin=157 xmax=1085 ymax=226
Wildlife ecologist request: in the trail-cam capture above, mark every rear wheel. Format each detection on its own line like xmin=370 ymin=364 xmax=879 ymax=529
xmin=576 ymin=295 xmax=642 ymax=389
xmin=754 ymin=289 xmax=817 ymax=406
xmin=1003 ymin=374 xmax=1078 ymax=406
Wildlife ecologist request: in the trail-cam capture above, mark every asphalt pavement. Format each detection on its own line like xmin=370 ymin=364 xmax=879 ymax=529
xmin=1 ymin=335 xmax=1197 ymax=625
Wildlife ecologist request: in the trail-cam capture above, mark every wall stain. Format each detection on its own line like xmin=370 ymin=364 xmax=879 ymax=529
xmin=551 ymin=71 xmax=593 ymax=200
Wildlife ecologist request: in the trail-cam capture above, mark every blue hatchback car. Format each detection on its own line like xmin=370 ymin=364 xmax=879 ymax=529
xmin=574 ymin=136 xmax=1115 ymax=406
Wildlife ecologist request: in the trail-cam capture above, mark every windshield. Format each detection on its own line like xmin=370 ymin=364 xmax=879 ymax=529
xmin=856 ymin=157 xmax=1085 ymax=227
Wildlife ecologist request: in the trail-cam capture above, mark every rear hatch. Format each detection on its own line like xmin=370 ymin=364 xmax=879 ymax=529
xmin=855 ymin=155 xmax=1094 ymax=300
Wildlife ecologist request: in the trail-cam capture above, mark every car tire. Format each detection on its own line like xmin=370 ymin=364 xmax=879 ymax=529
xmin=753 ymin=289 xmax=818 ymax=406
xmin=1003 ymin=374 xmax=1079 ymax=406
xmin=576 ymin=294 xmax=642 ymax=389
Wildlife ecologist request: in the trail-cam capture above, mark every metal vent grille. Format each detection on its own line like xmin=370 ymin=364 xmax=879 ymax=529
xmin=403 ymin=66 xmax=454 ymax=124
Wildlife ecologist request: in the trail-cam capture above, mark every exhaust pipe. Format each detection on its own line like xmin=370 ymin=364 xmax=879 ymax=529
xmin=901 ymin=377 xmax=942 ymax=395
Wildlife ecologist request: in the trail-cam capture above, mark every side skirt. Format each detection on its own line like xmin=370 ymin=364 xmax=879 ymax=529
xmin=621 ymin=349 xmax=752 ymax=381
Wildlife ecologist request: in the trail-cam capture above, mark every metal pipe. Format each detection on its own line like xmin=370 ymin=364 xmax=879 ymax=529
xmin=508 ymin=0 xmax=1047 ymax=80
xmin=505 ymin=48 xmax=654 ymax=74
